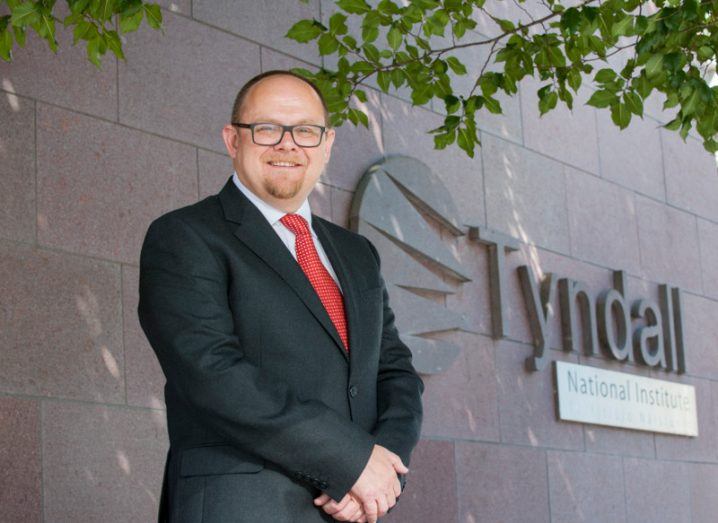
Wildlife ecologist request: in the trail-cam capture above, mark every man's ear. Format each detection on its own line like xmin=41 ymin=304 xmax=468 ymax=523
xmin=221 ymin=124 xmax=240 ymax=158
xmin=323 ymin=127 xmax=336 ymax=163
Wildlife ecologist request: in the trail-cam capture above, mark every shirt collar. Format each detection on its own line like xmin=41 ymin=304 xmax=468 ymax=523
xmin=232 ymin=171 xmax=313 ymax=229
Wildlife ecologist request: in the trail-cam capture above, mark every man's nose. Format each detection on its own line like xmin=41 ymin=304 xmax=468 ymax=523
xmin=274 ymin=128 xmax=299 ymax=150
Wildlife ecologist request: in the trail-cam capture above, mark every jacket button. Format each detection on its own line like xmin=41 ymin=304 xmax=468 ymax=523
xmin=349 ymin=385 xmax=358 ymax=398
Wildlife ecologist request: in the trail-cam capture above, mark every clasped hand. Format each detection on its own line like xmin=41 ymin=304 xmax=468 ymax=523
xmin=313 ymin=444 xmax=408 ymax=523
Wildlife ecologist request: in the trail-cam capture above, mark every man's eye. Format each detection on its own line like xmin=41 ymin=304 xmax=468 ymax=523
xmin=296 ymin=126 xmax=317 ymax=135
xmin=255 ymin=125 xmax=278 ymax=133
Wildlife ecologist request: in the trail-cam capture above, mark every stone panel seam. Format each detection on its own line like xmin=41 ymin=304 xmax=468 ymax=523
xmin=517 ymin=81 xmax=526 ymax=146
xmin=161 ymin=6 xmax=321 ymax=68
xmin=120 ymin=264 xmax=129 ymax=406
xmin=450 ymin=440 xmax=459 ymax=523
xmin=620 ymin=456 xmax=629 ymax=523
xmin=39 ymin=399 xmax=46 ymax=523
xmin=115 ymin=42 xmax=120 ymax=123
xmin=562 ymin=165 xmax=573 ymax=257
xmin=543 ymin=449 xmax=553 ymax=522
xmin=657 ymin=129 xmax=670 ymax=204
xmin=34 ymin=96 xmax=205 ymax=152
xmin=0 ymin=392 xmax=166 ymax=413
xmin=195 ymin=147 xmax=201 ymax=201
xmin=33 ymin=98 xmax=38 ymax=246
xmin=0 ymin=238 xmax=136 ymax=270
xmin=694 ymin=216 xmax=707 ymax=296
xmin=479 ymin=130 xmax=488 ymax=227
xmin=593 ymin=101 xmax=604 ymax=178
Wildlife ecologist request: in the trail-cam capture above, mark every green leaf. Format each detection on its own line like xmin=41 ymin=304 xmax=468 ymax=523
xmin=610 ymin=102 xmax=631 ymax=129
xmin=586 ymin=89 xmax=617 ymax=108
xmin=567 ymin=69 xmax=582 ymax=91
xmin=594 ymin=68 xmax=616 ymax=83
xmin=445 ymin=56 xmax=467 ymax=75
xmin=105 ymin=30 xmax=124 ymax=60
xmin=611 ymin=16 xmax=632 ymax=37
xmin=483 ymin=96 xmax=502 ymax=114
xmin=0 ymin=27 xmax=13 ymax=61
xmin=538 ymin=90 xmax=558 ymax=115
xmin=329 ymin=13 xmax=348 ymax=35
xmin=286 ymin=19 xmax=322 ymax=43
xmin=457 ymin=126 xmax=476 ymax=157
xmin=645 ymin=54 xmax=663 ymax=78
xmin=86 ymin=36 xmax=102 ymax=68
xmin=377 ymin=70 xmax=391 ymax=92
xmin=697 ymin=45 xmax=714 ymax=61
xmin=336 ymin=0 xmax=371 ymax=14
xmin=624 ymin=91 xmax=643 ymax=116
xmin=318 ymin=33 xmax=339 ymax=55
xmin=387 ymin=26 xmax=402 ymax=51
xmin=10 ymin=2 xmax=40 ymax=27
xmin=143 ymin=4 xmax=162 ymax=30
xmin=120 ymin=9 xmax=144 ymax=33
xmin=391 ymin=68 xmax=405 ymax=88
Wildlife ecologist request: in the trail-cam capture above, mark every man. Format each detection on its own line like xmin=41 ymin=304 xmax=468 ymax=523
xmin=138 ymin=70 xmax=424 ymax=523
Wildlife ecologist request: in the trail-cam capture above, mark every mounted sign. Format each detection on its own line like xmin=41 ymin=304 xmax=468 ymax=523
xmin=555 ymin=361 xmax=698 ymax=436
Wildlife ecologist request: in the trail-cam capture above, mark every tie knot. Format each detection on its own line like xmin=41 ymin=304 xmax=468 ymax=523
xmin=280 ymin=213 xmax=311 ymax=236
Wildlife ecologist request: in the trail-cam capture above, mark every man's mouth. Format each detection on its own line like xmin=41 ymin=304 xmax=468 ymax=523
xmin=267 ymin=160 xmax=303 ymax=168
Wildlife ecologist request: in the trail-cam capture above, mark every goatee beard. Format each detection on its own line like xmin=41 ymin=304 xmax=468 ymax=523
xmin=263 ymin=178 xmax=303 ymax=199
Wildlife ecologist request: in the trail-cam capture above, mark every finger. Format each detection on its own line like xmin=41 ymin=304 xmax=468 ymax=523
xmin=323 ymin=495 xmax=351 ymax=515
xmin=376 ymin=494 xmax=389 ymax=517
xmin=314 ymin=493 xmax=331 ymax=506
xmin=393 ymin=476 xmax=402 ymax=498
xmin=386 ymin=489 xmax=397 ymax=512
xmin=346 ymin=504 xmax=364 ymax=523
xmin=389 ymin=453 xmax=409 ymax=474
xmin=334 ymin=499 xmax=359 ymax=521
xmin=363 ymin=499 xmax=378 ymax=523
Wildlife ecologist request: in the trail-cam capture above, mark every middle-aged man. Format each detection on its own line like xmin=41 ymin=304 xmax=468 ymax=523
xmin=137 ymin=70 xmax=424 ymax=523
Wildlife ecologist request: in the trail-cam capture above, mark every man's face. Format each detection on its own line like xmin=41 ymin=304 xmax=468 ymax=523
xmin=222 ymin=75 xmax=335 ymax=212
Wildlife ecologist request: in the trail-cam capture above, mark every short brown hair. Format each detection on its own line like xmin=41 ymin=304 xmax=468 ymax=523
xmin=230 ymin=70 xmax=330 ymax=126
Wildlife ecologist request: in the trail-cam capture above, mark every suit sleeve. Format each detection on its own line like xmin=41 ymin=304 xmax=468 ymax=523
xmin=138 ymin=214 xmax=374 ymax=501
xmin=364 ymin=237 xmax=424 ymax=467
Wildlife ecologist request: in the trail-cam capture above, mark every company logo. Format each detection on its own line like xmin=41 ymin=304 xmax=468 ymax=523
xmin=349 ymin=156 xmax=472 ymax=374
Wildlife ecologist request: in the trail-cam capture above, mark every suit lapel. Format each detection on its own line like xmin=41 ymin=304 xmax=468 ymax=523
xmin=218 ymin=178 xmax=349 ymax=362
xmin=312 ymin=217 xmax=362 ymax=368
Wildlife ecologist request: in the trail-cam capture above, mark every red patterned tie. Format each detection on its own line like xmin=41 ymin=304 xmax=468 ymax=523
xmin=280 ymin=213 xmax=349 ymax=352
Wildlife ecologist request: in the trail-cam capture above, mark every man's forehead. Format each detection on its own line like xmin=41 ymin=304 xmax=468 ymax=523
xmin=242 ymin=79 xmax=325 ymax=120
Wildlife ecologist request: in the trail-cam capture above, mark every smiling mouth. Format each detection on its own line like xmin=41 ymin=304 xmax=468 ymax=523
xmin=267 ymin=161 xmax=303 ymax=168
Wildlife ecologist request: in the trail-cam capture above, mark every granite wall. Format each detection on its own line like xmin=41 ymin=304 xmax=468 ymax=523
xmin=1 ymin=1 xmax=717 ymax=521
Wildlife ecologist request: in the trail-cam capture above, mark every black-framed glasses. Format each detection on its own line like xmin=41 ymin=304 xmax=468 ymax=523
xmin=232 ymin=122 xmax=326 ymax=148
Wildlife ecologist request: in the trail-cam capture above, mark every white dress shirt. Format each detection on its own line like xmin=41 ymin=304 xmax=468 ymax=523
xmin=232 ymin=172 xmax=343 ymax=292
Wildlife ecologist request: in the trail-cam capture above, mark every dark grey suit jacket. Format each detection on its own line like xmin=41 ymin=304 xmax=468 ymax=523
xmin=138 ymin=177 xmax=424 ymax=522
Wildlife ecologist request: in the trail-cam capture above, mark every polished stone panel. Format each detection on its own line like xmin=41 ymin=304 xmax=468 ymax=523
xmin=698 ymin=218 xmax=718 ymax=300
xmin=635 ymin=194 xmax=702 ymax=294
xmin=43 ymin=401 xmax=168 ymax=523
xmin=521 ymin=76 xmax=600 ymax=174
xmin=119 ymin=10 xmax=261 ymax=153
xmin=0 ymin=396 xmax=41 ymax=523
xmin=566 ymin=167 xmax=641 ymax=274
xmin=0 ymin=242 xmax=124 ymax=402
xmin=495 ymin=340 xmax=584 ymax=449
xmin=193 ymin=0 xmax=321 ymax=65
xmin=37 ymin=103 xmax=198 ymax=264
xmin=420 ymin=333 xmax=499 ymax=441
xmin=596 ymin=107 xmax=665 ymax=200
xmin=547 ymin=450 xmax=626 ymax=523
xmin=384 ymin=439 xmax=458 ymax=523
xmin=0 ymin=93 xmax=35 ymax=243
xmin=624 ymin=457 xmax=691 ymax=523
xmin=456 ymin=440 xmax=549 ymax=523
xmin=483 ymin=133 xmax=570 ymax=253
xmin=198 ymin=149 xmax=233 ymax=199
xmin=662 ymin=131 xmax=718 ymax=222
xmin=123 ymin=265 xmax=166 ymax=409
xmin=0 ymin=5 xmax=117 ymax=120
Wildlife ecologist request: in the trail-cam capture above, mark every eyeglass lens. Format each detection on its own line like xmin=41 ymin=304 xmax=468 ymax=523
xmin=253 ymin=124 xmax=323 ymax=147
